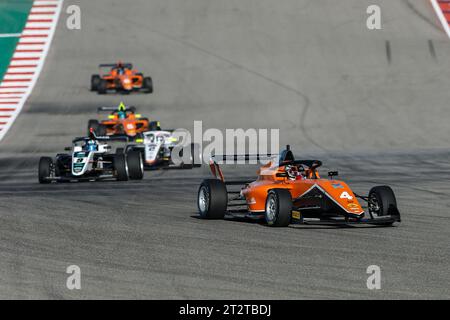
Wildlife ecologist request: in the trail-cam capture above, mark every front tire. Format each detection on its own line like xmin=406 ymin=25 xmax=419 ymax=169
xmin=38 ymin=157 xmax=53 ymax=184
xmin=143 ymin=77 xmax=153 ymax=93
xmin=368 ymin=186 xmax=400 ymax=219
xmin=114 ymin=154 xmax=128 ymax=181
xmin=265 ymin=189 xmax=292 ymax=227
xmin=91 ymin=75 xmax=100 ymax=91
xmin=192 ymin=143 xmax=202 ymax=168
xmin=127 ymin=150 xmax=144 ymax=180
xmin=181 ymin=143 xmax=202 ymax=169
xmin=198 ymin=179 xmax=227 ymax=219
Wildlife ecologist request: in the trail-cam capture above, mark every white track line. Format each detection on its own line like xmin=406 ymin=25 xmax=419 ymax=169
xmin=0 ymin=0 xmax=63 ymax=139
xmin=430 ymin=0 xmax=450 ymax=38
xmin=0 ymin=34 xmax=22 ymax=38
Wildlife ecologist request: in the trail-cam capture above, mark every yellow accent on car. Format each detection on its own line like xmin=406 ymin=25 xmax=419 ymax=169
xmin=135 ymin=138 xmax=144 ymax=143
xmin=118 ymin=101 xmax=126 ymax=111
xmin=108 ymin=115 xmax=115 ymax=119
xmin=135 ymin=114 xmax=141 ymax=118
xmin=292 ymin=211 xmax=301 ymax=220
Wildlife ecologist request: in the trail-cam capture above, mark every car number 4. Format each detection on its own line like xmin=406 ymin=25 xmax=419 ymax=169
xmin=340 ymin=191 xmax=353 ymax=200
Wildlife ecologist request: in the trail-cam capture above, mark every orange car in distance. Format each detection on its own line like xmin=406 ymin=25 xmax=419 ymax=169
xmin=91 ymin=62 xmax=153 ymax=94
xmin=197 ymin=146 xmax=401 ymax=227
xmin=87 ymin=103 xmax=160 ymax=139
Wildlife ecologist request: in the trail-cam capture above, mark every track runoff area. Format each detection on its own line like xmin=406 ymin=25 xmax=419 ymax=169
xmin=0 ymin=0 xmax=63 ymax=140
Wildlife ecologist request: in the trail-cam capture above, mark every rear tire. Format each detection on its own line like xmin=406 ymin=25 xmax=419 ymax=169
xmin=181 ymin=143 xmax=202 ymax=169
xmin=97 ymin=79 xmax=107 ymax=94
xmin=143 ymin=77 xmax=153 ymax=93
xmin=265 ymin=189 xmax=292 ymax=227
xmin=127 ymin=151 xmax=144 ymax=180
xmin=38 ymin=157 xmax=53 ymax=184
xmin=198 ymin=179 xmax=227 ymax=219
xmin=192 ymin=143 xmax=202 ymax=168
xmin=95 ymin=124 xmax=107 ymax=136
xmin=114 ymin=154 xmax=128 ymax=181
xmin=91 ymin=75 xmax=100 ymax=91
xmin=368 ymin=186 xmax=400 ymax=219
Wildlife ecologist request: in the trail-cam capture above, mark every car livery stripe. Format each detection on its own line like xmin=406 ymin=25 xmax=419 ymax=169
xmin=0 ymin=0 xmax=63 ymax=141
xmin=430 ymin=0 xmax=450 ymax=38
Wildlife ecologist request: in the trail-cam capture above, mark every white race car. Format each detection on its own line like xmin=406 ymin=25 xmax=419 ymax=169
xmin=125 ymin=130 xmax=202 ymax=169
xmin=38 ymin=131 xmax=144 ymax=183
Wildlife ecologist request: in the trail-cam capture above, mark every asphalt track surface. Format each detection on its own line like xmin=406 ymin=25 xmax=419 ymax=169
xmin=0 ymin=0 xmax=449 ymax=299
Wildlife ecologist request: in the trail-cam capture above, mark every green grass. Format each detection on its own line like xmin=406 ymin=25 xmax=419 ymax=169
xmin=0 ymin=38 xmax=19 ymax=80
xmin=0 ymin=0 xmax=34 ymax=81
xmin=0 ymin=0 xmax=34 ymax=33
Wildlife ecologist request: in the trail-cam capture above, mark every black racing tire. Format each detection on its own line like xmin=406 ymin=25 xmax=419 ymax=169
xmin=180 ymin=144 xmax=194 ymax=169
xmin=127 ymin=150 xmax=144 ymax=180
xmin=87 ymin=119 xmax=99 ymax=136
xmin=143 ymin=77 xmax=153 ymax=94
xmin=38 ymin=157 xmax=53 ymax=184
xmin=96 ymin=124 xmax=107 ymax=136
xmin=116 ymin=148 xmax=124 ymax=155
xmin=97 ymin=79 xmax=107 ymax=94
xmin=91 ymin=75 xmax=100 ymax=91
xmin=181 ymin=143 xmax=202 ymax=169
xmin=368 ymin=186 xmax=399 ymax=218
xmin=192 ymin=143 xmax=202 ymax=168
xmin=114 ymin=153 xmax=128 ymax=181
xmin=265 ymin=189 xmax=292 ymax=227
xmin=198 ymin=179 xmax=227 ymax=219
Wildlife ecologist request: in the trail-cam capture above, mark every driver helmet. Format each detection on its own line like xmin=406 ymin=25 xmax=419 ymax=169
xmin=285 ymin=165 xmax=302 ymax=180
xmin=117 ymin=61 xmax=125 ymax=74
xmin=85 ymin=140 xmax=98 ymax=152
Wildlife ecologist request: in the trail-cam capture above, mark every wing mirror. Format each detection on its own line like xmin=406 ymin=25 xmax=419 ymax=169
xmin=328 ymin=171 xmax=339 ymax=179
xmin=64 ymin=147 xmax=71 ymax=151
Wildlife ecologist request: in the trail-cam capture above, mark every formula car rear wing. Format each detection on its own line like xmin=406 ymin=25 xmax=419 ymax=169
xmin=97 ymin=106 xmax=136 ymax=113
xmin=99 ymin=63 xmax=133 ymax=69
xmin=209 ymin=154 xmax=278 ymax=183
xmin=72 ymin=129 xmax=130 ymax=144
xmin=72 ymin=136 xmax=129 ymax=144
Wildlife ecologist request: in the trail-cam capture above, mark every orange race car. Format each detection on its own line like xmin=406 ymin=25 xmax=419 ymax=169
xmin=90 ymin=62 xmax=153 ymax=94
xmin=87 ymin=103 xmax=160 ymax=139
xmin=197 ymin=146 xmax=401 ymax=227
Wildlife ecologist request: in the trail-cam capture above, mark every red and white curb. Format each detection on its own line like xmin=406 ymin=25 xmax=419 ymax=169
xmin=431 ymin=0 xmax=450 ymax=38
xmin=0 ymin=0 xmax=63 ymax=140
